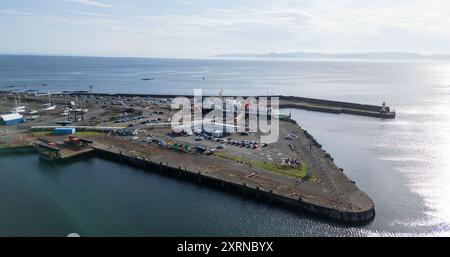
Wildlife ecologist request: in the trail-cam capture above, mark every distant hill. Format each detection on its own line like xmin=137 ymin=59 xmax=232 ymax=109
xmin=213 ymin=52 xmax=450 ymax=60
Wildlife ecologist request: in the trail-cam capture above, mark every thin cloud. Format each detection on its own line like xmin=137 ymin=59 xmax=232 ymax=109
xmin=3 ymin=0 xmax=450 ymax=57
xmin=61 ymin=10 xmax=111 ymax=17
xmin=135 ymin=7 xmax=316 ymax=29
xmin=66 ymin=0 xmax=113 ymax=8
xmin=0 ymin=9 xmax=35 ymax=16
xmin=174 ymin=0 xmax=196 ymax=5
xmin=40 ymin=15 xmax=121 ymax=30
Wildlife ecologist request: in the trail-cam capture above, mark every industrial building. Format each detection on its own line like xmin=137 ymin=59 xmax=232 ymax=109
xmin=0 ymin=113 xmax=24 ymax=125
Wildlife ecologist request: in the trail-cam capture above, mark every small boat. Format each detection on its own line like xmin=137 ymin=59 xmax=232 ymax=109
xmin=28 ymin=110 xmax=38 ymax=115
xmin=72 ymin=108 xmax=88 ymax=114
xmin=12 ymin=106 xmax=26 ymax=113
xmin=43 ymin=104 xmax=57 ymax=111
xmin=61 ymin=107 xmax=71 ymax=116
xmin=71 ymin=96 xmax=88 ymax=114
xmin=26 ymin=115 xmax=40 ymax=121
xmin=42 ymin=93 xmax=57 ymax=111
xmin=12 ymin=93 xmax=26 ymax=113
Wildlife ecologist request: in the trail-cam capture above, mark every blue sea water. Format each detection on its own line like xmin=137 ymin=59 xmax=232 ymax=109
xmin=1 ymin=55 xmax=450 ymax=236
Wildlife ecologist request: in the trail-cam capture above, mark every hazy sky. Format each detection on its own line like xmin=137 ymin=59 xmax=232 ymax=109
xmin=1 ymin=0 xmax=450 ymax=58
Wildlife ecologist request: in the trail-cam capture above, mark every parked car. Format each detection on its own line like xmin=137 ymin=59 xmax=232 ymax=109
xmin=195 ymin=145 xmax=206 ymax=153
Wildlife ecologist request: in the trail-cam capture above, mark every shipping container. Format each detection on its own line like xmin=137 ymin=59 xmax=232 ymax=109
xmin=54 ymin=127 xmax=76 ymax=135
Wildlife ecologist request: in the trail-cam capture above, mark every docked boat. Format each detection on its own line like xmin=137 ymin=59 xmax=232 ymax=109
xmin=71 ymin=96 xmax=88 ymax=114
xmin=12 ymin=94 xmax=26 ymax=113
xmin=43 ymin=103 xmax=57 ymax=111
xmin=61 ymin=107 xmax=70 ymax=116
xmin=26 ymin=115 xmax=40 ymax=121
xmin=42 ymin=93 xmax=57 ymax=111
xmin=12 ymin=106 xmax=26 ymax=113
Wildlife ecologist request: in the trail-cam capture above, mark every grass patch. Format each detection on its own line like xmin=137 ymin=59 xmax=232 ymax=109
xmin=213 ymin=152 xmax=244 ymax=163
xmin=73 ymin=131 xmax=102 ymax=137
xmin=213 ymin=152 xmax=318 ymax=182
xmin=250 ymin=160 xmax=317 ymax=181
xmin=30 ymin=131 xmax=102 ymax=137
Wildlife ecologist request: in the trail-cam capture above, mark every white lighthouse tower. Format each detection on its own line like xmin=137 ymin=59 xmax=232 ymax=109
xmin=381 ymin=102 xmax=387 ymax=113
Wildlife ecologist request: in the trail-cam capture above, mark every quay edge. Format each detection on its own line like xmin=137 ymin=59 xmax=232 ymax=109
xmin=0 ymin=143 xmax=375 ymax=224
xmin=92 ymin=146 xmax=375 ymax=225
xmin=278 ymin=95 xmax=396 ymax=119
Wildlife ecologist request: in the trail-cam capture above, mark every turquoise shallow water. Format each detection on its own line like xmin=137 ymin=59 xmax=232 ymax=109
xmin=0 ymin=154 xmax=356 ymax=237
xmin=1 ymin=55 xmax=450 ymax=236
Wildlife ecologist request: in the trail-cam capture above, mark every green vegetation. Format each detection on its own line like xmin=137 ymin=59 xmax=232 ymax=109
xmin=250 ymin=160 xmax=317 ymax=181
xmin=213 ymin=152 xmax=318 ymax=182
xmin=73 ymin=131 xmax=102 ymax=137
xmin=30 ymin=131 xmax=102 ymax=137
xmin=213 ymin=152 xmax=244 ymax=163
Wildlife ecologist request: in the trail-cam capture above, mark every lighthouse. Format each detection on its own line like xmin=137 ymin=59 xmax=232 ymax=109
xmin=381 ymin=102 xmax=387 ymax=113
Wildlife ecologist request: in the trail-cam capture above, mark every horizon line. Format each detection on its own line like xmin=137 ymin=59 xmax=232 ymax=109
xmin=2 ymin=51 xmax=450 ymax=60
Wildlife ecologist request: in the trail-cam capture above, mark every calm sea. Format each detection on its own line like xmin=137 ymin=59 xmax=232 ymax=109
xmin=0 ymin=55 xmax=449 ymax=236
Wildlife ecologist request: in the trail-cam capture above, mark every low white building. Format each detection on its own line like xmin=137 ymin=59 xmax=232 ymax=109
xmin=0 ymin=113 xmax=24 ymax=125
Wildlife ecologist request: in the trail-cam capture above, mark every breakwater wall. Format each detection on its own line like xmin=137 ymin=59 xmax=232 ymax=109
xmin=62 ymin=92 xmax=394 ymax=119
xmin=278 ymin=96 xmax=396 ymax=118
xmin=13 ymin=91 xmax=395 ymax=119
xmin=280 ymin=96 xmax=382 ymax=112
xmin=93 ymin=146 xmax=375 ymax=225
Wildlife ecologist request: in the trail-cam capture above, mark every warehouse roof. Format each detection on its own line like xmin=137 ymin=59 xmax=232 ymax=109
xmin=1 ymin=113 xmax=23 ymax=121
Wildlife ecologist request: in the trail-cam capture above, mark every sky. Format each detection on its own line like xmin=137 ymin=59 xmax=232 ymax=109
xmin=0 ymin=0 xmax=450 ymax=58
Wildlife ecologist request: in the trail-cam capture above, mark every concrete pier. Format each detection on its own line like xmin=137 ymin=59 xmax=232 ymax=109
xmin=0 ymin=140 xmax=375 ymax=224
xmin=91 ymin=142 xmax=375 ymax=224
xmin=279 ymin=96 xmax=396 ymax=118
xmin=60 ymin=92 xmax=395 ymax=119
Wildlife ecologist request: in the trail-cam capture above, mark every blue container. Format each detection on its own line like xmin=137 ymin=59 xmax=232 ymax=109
xmin=54 ymin=127 xmax=76 ymax=135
